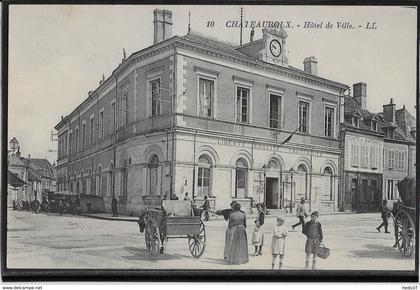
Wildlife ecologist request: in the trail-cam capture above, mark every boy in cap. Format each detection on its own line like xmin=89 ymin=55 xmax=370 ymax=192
xmin=303 ymin=211 xmax=323 ymax=270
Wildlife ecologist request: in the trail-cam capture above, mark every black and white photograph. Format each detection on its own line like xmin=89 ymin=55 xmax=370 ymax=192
xmin=3 ymin=3 xmax=418 ymax=282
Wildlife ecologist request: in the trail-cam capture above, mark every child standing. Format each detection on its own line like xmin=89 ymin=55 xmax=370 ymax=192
xmin=252 ymin=204 xmax=265 ymax=256
xmin=271 ymin=216 xmax=288 ymax=270
xmin=303 ymin=211 xmax=323 ymax=270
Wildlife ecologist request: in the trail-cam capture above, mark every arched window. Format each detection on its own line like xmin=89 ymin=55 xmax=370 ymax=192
xmin=74 ymin=173 xmax=78 ymax=193
xmin=68 ymin=173 xmax=72 ymax=192
xmin=235 ymin=158 xmax=248 ymax=198
xmin=267 ymin=158 xmax=280 ymax=170
xmin=120 ymin=160 xmax=127 ymax=197
xmin=198 ymin=155 xmax=212 ymax=196
xmin=296 ymin=164 xmax=308 ymax=201
xmin=322 ymin=166 xmax=333 ymax=201
xmin=108 ymin=163 xmax=114 ymax=197
xmin=85 ymin=169 xmax=91 ymax=195
xmin=148 ymin=155 xmax=159 ymax=195
xmin=97 ymin=166 xmax=102 ymax=196
xmin=91 ymin=169 xmax=96 ymax=196
xmin=80 ymin=170 xmax=85 ymax=194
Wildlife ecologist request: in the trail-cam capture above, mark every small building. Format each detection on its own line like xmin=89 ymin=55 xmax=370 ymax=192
xmin=379 ymin=99 xmax=416 ymax=202
xmin=340 ymin=83 xmax=384 ymax=212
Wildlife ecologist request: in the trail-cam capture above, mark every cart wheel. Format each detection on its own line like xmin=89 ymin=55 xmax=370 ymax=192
xmin=395 ymin=210 xmax=415 ymax=257
xmin=145 ymin=218 xmax=160 ymax=259
xmin=188 ymin=220 xmax=206 ymax=258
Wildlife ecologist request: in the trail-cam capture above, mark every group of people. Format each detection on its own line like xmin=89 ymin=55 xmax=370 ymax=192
xmin=221 ymin=197 xmax=324 ymax=270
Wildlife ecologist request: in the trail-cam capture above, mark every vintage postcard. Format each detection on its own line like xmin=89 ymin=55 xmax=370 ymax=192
xmin=3 ymin=4 xmax=418 ymax=281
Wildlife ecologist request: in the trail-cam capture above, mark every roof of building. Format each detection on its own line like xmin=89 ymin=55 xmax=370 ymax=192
xmin=395 ymin=107 xmax=416 ymax=142
xmin=344 ymin=95 xmax=416 ymax=143
xmin=7 ymin=170 xmax=27 ymax=188
xmin=181 ymin=31 xmax=348 ymax=89
xmin=27 ymin=158 xmax=56 ymax=180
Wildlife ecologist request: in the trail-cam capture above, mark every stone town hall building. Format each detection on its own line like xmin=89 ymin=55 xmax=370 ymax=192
xmin=55 ymin=9 xmax=349 ymax=215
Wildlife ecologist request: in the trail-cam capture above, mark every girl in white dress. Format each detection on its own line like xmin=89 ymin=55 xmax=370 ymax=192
xmin=271 ymin=216 xmax=288 ymax=269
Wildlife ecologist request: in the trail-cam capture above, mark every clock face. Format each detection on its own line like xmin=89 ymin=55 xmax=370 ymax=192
xmin=269 ymin=39 xmax=282 ymax=57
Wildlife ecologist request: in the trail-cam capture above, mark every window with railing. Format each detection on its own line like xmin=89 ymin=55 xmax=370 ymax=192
xmin=269 ymin=94 xmax=281 ymax=129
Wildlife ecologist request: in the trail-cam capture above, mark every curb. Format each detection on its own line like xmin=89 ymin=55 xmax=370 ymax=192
xmin=79 ymin=214 xmax=138 ymax=222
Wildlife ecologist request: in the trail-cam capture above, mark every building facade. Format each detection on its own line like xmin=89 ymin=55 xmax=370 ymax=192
xmin=380 ymin=99 xmax=416 ymax=202
xmin=341 ymin=83 xmax=384 ymax=212
xmin=340 ymin=84 xmax=416 ymax=212
xmin=55 ymin=9 xmax=350 ymax=215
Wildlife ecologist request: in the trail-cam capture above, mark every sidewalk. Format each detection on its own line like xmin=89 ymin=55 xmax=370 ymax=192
xmin=79 ymin=208 xmax=356 ymax=222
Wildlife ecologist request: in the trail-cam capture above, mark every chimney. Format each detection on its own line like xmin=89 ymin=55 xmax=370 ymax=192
xmin=303 ymin=57 xmax=317 ymax=76
xmin=250 ymin=27 xmax=255 ymax=42
xmin=383 ymin=98 xmax=396 ymax=123
xmin=153 ymin=9 xmax=173 ymax=44
xmin=353 ymin=83 xmax=367 ymax=110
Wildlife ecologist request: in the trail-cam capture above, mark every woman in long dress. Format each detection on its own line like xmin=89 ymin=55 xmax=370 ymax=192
xmin=225 ymin=202 xmax=249 ymax=265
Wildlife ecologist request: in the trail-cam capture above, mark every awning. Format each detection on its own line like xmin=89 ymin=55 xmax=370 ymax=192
xmin=8 ymin=170 xmax=27 ymax=188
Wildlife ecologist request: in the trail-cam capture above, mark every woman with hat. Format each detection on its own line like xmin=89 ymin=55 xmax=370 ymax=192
xmin=224 ymin=201 xmax=249 ymax=265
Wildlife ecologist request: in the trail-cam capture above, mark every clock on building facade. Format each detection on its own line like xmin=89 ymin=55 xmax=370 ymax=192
xmin=263 ymin=28 xmax=288 ymax=66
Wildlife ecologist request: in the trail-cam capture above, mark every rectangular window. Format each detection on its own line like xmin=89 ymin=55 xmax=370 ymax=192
xmin=398 ymin=152 xmax=404 ymax=169
xmin=269 ymin=94 xmax=281 ymax=128
xmin=236 ymin=87 xmax=249 ymax=123
xmin=351 ymin=143 xmax=359 ymax=167
xmin=151 ymin=79 xmax=161 ymax=117
xmin=121 ymin=92 xmax=128 ymax=126
xmin=324 ymin=107 xmax=334 ymax=137
xmin=298 ymin=101 xmax=309 ymax=133
xmin=82 ymin=123 xmax=86 ymax=148
xmin=75 ymin=128 xmax=79 ymax=152
xmin=111 ymin=101 xmax=116 ymax=132
xmin=90 ymin=117 xmax=94 ymax=145
xmin=69 ymin=132 xmax=73 ymax=154
xmin=199 ymin=78 xmax=214 ymax=117
xmin=99 ymin=111 xmax=104 ymax=139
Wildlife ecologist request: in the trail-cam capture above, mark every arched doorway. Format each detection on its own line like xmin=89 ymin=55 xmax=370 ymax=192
xmin=265 ymin=158 xmax=281 ymax=209
xmin=148 ymin=155 xmax=160 ymax=195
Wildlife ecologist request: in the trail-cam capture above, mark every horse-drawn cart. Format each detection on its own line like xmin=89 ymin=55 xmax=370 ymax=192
xmin=138 ymin=200 xmax=206 ymax=259
xmin=393 ymin=175 xmax=416 ymax=257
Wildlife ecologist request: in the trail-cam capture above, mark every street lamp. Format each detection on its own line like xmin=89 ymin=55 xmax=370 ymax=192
xmin=289 ymin=167 xmax=296 ymax=213
xmin=9 ymin=137 xmax=20 ymax=155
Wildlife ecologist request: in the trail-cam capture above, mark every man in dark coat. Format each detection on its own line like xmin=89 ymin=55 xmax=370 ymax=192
xmin=111 ymin=197 xmax=119 ymax=217
xmin=201 ymin=196 xmax=210 ymax=221
xmin=377 ymin=200 xmax=391 ymax=233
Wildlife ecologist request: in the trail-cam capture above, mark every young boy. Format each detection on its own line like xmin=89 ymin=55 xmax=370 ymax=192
xmin=303 ymin=211 xmax=323 ymax=270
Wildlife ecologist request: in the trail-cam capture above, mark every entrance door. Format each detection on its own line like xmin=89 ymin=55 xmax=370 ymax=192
xmin=265 ymin=178 xmax=279 ymax=209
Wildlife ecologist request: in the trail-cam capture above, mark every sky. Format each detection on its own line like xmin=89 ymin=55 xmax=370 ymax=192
xmin=8 ymin=5 xmax=417 ymax=163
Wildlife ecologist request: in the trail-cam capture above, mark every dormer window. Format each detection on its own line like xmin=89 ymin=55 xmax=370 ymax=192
xmin=352 ymin=117 xmax=360 ymax=128
xmin=371 ymin=121 xmax=377 ymax=132
xmin=386 ymin=128 xmax=395 ymax=139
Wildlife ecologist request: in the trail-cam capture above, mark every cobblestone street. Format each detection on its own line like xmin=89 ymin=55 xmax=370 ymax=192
xmin=6 ymin=210 xmax=415 ymax=271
